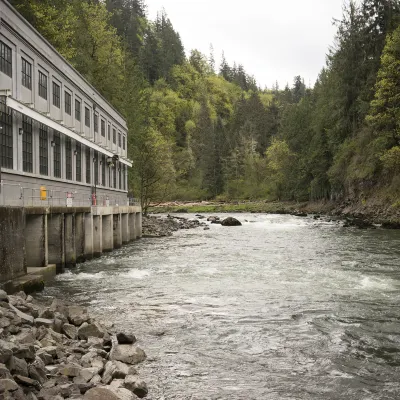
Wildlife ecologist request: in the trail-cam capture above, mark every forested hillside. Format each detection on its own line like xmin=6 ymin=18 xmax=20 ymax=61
xmin=10 ymin=0 xmax=400 ymax=212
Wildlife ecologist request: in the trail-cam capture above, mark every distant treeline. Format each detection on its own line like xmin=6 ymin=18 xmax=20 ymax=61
xmin=11 ymin=0 xmax=400 ymax=211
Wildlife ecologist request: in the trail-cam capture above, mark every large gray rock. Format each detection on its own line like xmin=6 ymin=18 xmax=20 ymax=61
xmin=78 ymin=322 xmax=104 ymax=340
xmin=124 ymin=375 xmax=148 ymax=398
xmin=84 ymin=387 xmax=120 ymax=400
xmin=7 ymin=356 xmax=28 ymax=377
xmin=108 ymin=386 xmax=135 ymax=400
xmin=62 ymin=323 xmax=78 ymax=339
xmin=0 ymin=340 xmax=13 ymax=363
xmin=14 ymin=374 xmax=41 ymax=390
xmin=9 ymin=304 xmax=34 ymax=325
xmin=14 ymin=344 xmax=36 ymax=361
xmin=68 ymin=306 xmax=89 ymax=326
xmin=0 ymin=290 xmax=9 ymax=303
xmin=0 ymin=363 xmax=13 ymax=379
xmin=59 ymin=363 xmax=82 ymax=377
xmin=221 ymin=217 xmax=242 ymax=226
xmin=34 ymin=318 xmax=53 ymax=328
xmin=116 ymin=333 xmax=136 ymax=345
xmin=0 ymin=378 xmax=18 ymax=392
xmin=110 ymin=344 xmax=146 ymax=365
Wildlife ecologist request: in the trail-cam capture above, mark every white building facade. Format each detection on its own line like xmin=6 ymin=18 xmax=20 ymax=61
xmin=0 ymin=0 xmax=133 ymax=207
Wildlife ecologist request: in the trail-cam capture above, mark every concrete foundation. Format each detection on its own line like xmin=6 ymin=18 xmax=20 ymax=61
xmin=25 ymin=213 xmax=48 ymax=268
xmin=122 ymin=213 xmax=129 ymax=244
xmin=102 ymin=215 xmax=113 ymax=252
xmin=0 ymin=205 xmax=142 ymax=292
xmin=113 ymin=214 xmax=122 ymax=249
xmin=129 ymin=213 xmax=136 ymax=241
xmin=93 ymin=215 xmax=102 ymax=257
xmin=48 ymin=213 xmax=65 ymax=273
xmin=64 ymin=214 xmax=76 ymax=268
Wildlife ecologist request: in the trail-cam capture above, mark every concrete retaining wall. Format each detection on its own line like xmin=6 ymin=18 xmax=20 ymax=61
xmin=0 ymin=205 xmax=142 ymax=286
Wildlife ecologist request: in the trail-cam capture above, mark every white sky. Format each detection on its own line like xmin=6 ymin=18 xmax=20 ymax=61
xmin=146 ymin=0 xmax=345 ymax=89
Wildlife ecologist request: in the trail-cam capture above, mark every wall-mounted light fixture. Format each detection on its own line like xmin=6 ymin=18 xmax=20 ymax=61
xmin=93 ymin=157 xmax=97 ymax=163
xmin=99 ymin=160 xmax=103 ymax=165
xmin=51 ymin=141 xmax=55 ymax=147
xmin=74 ymin=150 xmax=78 ymax=156
xmin=18 ymin=128 xmax=23 ymax=135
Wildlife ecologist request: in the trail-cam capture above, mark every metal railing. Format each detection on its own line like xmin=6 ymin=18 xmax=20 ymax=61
xmin=0 ymin=180 xmax=136 ymax=208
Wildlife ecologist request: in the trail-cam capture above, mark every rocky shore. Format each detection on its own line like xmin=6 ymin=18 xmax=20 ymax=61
xmin=142 ymin=214 xmax=206 ymax=237
xmin=0 ymin=290 xmax=148 ymax=400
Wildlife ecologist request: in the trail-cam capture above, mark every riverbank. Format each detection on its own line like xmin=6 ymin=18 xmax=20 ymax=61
xmin=142 ymin=214 xmax=206 ymax=237
xmin=0 ymin=290 xmax=148 ymax=399
xmin=148 ymin=199 xmax=400 ymax=228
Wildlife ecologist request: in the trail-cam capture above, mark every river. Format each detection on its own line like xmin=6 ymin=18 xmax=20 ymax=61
xmin=40 ymin=213 xmax=400 ymax=400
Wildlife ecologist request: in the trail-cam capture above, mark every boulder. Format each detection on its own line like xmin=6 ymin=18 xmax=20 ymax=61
xmin=14 ymin=344 xmax=36 ymax=361
xmin=207 ymin=216 xmax=220 ymax=222
xmin=221 ymin=217 xmax=242 ymax=226
xmin=109 ymin=344 xmax=146 ymax=365
xmin=116 ymin=333 xmax=136 ymax=345
xmin=124 ymin=375 xmax=148 ymax=398
xmin=109 ymin=386 xmax=135 ymax=400
xmin=0 ymin=340 xmax=14 ymax=363
xmin=68 ymin=306 xmax=89 ymax=326
xmin=7 ymin=356 xmax=28 ymax=377
xmin=78 ymin=323 xmax=104 ymax=340
xmin=0 ymin=363 xmax=13 ymax=379
xmin=59 ymin=363 xmax=82 ymax=377
xmin=0 ymin=290 xmax=9 ymax=303
xmin=62 ymin=323 xmax=78 ymax=340
xmin=14 ymin=374 xmax=41 ymax=390
xmin=8 ymin=304 xmax=34 ymax=325
xmin=0 ymin=378 xmax=18 ymax=392
xmin=84 ymin=387 xmax=120 ymax=400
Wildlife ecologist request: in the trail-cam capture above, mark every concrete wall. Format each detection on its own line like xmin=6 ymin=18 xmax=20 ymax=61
xmin=0 ymin=207 xmax=26 ymax=281
xmin=0 ymin=205 xmax=142 ymax=285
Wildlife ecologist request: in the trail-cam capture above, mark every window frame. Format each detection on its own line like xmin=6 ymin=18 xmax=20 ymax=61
xmin=53 ymin=131 xmax=61 ymax=178
xmin=85 ymin=107 xmax=90 ymax=128
xmin=21 ymin=58 xmax=32 ymax=89
xmin=0 ymin=41 xmax=12 ymax=78
xmin=38 ymin=71 xmax=48 ymax=100
xmin=52 ymin=81 xmax=61 ymax=108
xmin=65 ymin=91 xmax=72 ymax=115
xmin=75 ymin=99 xmax=81 ymax=121
xmin=0 ymin=100 xmax=13 ymax=169
xmin=22 ymin=116 xmax=33 ymax=173
xmin=65 ymin=136 xmax=72 ymax=180
xmin=86 ymin=147 xmax=91 ymax=184
xmin=76 ymin=142 xmax=82 ymax=182
xmin=39 ymin=124 xmax=48 ymax=176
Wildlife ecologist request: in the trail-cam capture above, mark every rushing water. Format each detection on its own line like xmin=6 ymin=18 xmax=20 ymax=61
xmin=41 ymin=214 xmax=400 ymax=400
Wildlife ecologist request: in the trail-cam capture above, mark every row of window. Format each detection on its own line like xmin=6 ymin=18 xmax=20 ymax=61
xmin=1 ymin=40 xmax=127 ymax=151
xmin=0 ymin=103 xmax=127 ymax=190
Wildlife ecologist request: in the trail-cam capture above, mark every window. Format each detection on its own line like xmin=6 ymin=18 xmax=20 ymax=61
xmin=101 ymin=120 xmax=105 ymax=137
xmin=123 ymin=165 xmax=126 ymax=191
xmin=53 ymin=131 xmax=61 ymax=178
xmin=65 ymin=137 xmax=72 ymax=180
xmin=102 ymin=154 xmax=106 ymax=186
xmin=108 ymin=125 xmax=111 ymax=141
xmin=94 ymin=114 xmax=98 ymax=133
xmin=86 ymin=147 xmax=91 ymax=184
xmin=118 ymin=132 xmax=121 ymax=148
xmin=123 ymin=135 xmax=126 ymax=150
xmin=21 ymin=58 xmax=32 ymax=89
xmin=39 ymin=124 xmax=48 ymax=176
xmin=76 ymin=143 xmax=81 ymax=182
xmin=75 ymin=99 xmax=81 ymax=121
xmin=65 ymin=92 xmax=71 ymax=115
xmin=52 ymin=82 xmax=60 ymax=108
xmin=0 ymin=100 xmax=13 ymax=169
xmin=113 ymin=128 xmax=116 ymax=144
xmin=0 ymin=41 xmax=12 ymax=77
xmin=38 ymin=71 xmax=47 ymax=99
xmin=119 ymin=164 xmax=121 ymax=189
xmin=85 ymin=107 xmax=90 ymax=127
xmin=22 ymin=116 xmax=33 ymax=173
xmin=113 ymin=162 xmax=117 ymax=189
xmin=94 ymin=151 xmax=99 ymax=185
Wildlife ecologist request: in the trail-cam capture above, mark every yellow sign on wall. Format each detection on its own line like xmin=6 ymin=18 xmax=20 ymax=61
xmin=40 ymin=186 xmax=47 ymax=200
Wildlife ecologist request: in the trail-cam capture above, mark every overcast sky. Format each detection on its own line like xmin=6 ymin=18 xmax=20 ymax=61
xmin=146 ymin=0 xmax=346 ymax=89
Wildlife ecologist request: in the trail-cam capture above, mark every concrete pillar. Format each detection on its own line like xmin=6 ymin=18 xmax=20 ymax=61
xmin=75 ymin=213 xmax=85 ymax=263
xmin=25 ymin=214 xmax=48 ymax=268
xmin=64 ymin=213 xmax=76 ymax=268
xmin=0 ymin=207 xmax=26 ymax=282
xmin=135 ymin=212 xmax=142 ymax=239
xmin=93 ymin=215 xmax=102 ymax=257
xmin=121 ymin=214 xmax=129 ymax=244
xmin=84 ymin=213 xmax=94 ymax=260
xmin=113 ymin=214 xmax=122 ymax=249
xmin=48 ymin=213 xmax=65 ymax=273
xmin=128 ymin=213 xmax=136 ymax=241
xmin=102 ymin=214 xmax=113 ymax=252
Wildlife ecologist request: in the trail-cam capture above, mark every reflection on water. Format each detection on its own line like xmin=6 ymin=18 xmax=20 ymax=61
xmin=40 ymin=214 xmax=400 ymax=400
